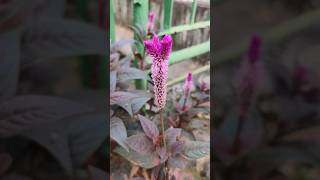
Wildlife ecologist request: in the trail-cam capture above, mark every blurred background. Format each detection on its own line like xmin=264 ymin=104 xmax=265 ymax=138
xmin=0 ymin=0 xmax=107 ymax=179
xmin=213 ymin=0 xmax=320 ymax=179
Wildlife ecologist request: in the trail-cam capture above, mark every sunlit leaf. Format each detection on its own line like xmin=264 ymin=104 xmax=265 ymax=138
xmin=111 ymin=117 xmax=129 ymax=152
xmin=182 ymin=141 xmax=210 ymax=160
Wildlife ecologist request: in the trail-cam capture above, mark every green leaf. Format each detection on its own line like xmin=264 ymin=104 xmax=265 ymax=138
xmin=111 ymin=117 xmax=129 ymax=152
xmin=114 ymin=146 xmax=160 ymax=169
xmin=182 ymin=141 xmax=210 ymax=160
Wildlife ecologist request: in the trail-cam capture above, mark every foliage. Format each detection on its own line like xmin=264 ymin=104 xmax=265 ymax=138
xmin=0 ymin=0 xmax=107 ymax=179
xmin=110 ymin=36 xmax=210 ymax=179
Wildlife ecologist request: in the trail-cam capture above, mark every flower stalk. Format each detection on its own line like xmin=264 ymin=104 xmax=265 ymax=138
xmin=144 ymin=33 xmax=172 ymax=180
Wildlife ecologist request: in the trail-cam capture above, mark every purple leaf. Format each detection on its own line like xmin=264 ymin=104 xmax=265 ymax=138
xmin=138 ymin=114 xmax=159 ymax=140
xmin=156 ymin=147 xmax=168 ymax=163
xmin=110 ymin=53 xmax=120 ymax=71
xmin=182 ymin=141 xmax=210 ymax=160
xmin=118 ymin=67 xmax=149 ymax=81
xmin=111 ymin=117 xmax=129 ymax=152
xmin=21 ymin=18 xmax=106 ymax=64
xmin=130 ymin=177 xmax=144 ymax=180
xmin=0 ymin=95 xmax=93 ymax=138
xmin=165 ymin=128 xmax=182 ymax=146
xmin=151 ymin=164 xmax=165 ymax=180
xmin=88 ymin=165 xmax=107 ymax=180
xmin=110 ymin=71 xmax=117 ymax=92
xmin=170 ymin=141 xmax=185 ymax=156
xmin=111 ymin=39 xmax=134 ymax=52
xmin=110 ymin=91 xmax=150 ymax=116
xmin=0 ymin=152 xmax=13 ymax=176
xmin=114 ymin=146 xmax=160 ymax=169
xmin=126 ymin=134 xmax=154 ymax=155
xmin=0 ymin=30 xmax=21 ymax=102
xmin=168 ymin=155 xmax=190 ymax=169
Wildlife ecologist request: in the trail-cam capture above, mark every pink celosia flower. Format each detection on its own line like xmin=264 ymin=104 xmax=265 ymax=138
xmin=236 ymin=34 xmax=263 ymax=118
xmin=183 ymin=72 xmax=193 ymax=97
xmin=147 ymin=12 xmax=155 ymax=33
xmin=248 ymin=33 xmax=262 ymax=64
xmin=144 ymin=34 xmax=173 ymax=109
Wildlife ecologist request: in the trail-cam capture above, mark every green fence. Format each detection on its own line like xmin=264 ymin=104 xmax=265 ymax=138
xmin=110 ymin=0 xmax=211 ymax=88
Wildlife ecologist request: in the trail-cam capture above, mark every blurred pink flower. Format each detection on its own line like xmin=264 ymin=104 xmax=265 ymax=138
xmin=147 ymin=12 xmax=155 ymax=33
xmin=236 ymin=34 xmax=263 ymax=118
xmin=183 ymin=72 xmax=193 ymax=97
xmin=144 ymin=34 xmax=173 ymax=109
xmin=247 ymin=33 xmax=262 ymax=64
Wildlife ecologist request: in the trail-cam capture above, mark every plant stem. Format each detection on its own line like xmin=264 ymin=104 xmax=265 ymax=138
xmin=159 ymin=109 xmax=166 ymax=150
xmin=159 ymin=109 xmax=168 ymax=180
